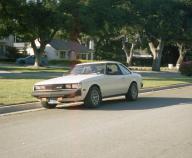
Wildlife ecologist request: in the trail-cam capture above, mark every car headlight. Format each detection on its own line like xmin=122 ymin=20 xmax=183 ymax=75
xmin=71 ymin=83 xmax=81 ymax=89
xmin=65 ymin=83 xmax=81 ymax=89
xmin=65 ymin=84 xmax=72 ymax=89
xmin=34 ymin=85 xmax=46 ymax=90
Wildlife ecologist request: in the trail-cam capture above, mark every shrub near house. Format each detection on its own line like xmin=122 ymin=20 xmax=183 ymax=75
xmin=179 ymin=61 xmax=192 ymax=76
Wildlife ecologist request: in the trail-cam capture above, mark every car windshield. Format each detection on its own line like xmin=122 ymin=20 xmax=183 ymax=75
xmin=70 ymin=64 xmax=106 ymax=75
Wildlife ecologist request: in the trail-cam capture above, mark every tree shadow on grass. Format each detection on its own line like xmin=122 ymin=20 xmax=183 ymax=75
xmin=57 ymin=96 xmax=192 ymax=111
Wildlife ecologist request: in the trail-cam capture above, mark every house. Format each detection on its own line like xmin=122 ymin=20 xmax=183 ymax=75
xmin=45 ymin=39 xmax=94 ymax=61
xmin=133 ymin=49 xmax=152 ymax=59
xmin=1 ymin=36 xmax=94 ymax=61
xmin=13 ymin=42 xmax=31 ymax=55
xmin=0 ymin=35 xmax=14 ymax=58
xmin=0 ymin=35 xmax=32 ymax=58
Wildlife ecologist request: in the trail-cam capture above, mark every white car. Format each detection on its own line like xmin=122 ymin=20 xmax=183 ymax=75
xmin=32 ymin=61 xmax=143 ymax=108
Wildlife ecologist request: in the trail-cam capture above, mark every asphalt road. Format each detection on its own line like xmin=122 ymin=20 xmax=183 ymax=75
xmin=0 ymin=86 xmax=192 ymax=158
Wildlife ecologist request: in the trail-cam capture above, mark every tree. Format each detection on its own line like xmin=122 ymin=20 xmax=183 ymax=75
xmin=121 ymin=31 xmax=141 ymax=66
xmin=175 ymin=0 xmax=192 ymax=65
xmin=111 ymin=31 xmax=141 ymax=66
xmin=20 ymin=0 xmax=69 ymax=67
xmin=132 ymin=0 xmax=182 ymax=71
xmin=0 ymin=0 xmax=17 ymax=37
xmin=1 ymin=0 xmax=69 ymax=67
xmin=86 ymin=0 xmax=136 ymax=64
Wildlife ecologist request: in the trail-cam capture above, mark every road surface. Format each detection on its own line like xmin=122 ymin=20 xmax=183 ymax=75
xmin=0 ymin=86 xmax=192 ymax=158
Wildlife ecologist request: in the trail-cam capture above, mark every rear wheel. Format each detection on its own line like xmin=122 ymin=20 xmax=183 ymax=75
xmin=41 ymin=101 xmax=57 ymax=109
xmin=125 ymin=82 xmax=138 ymax=101
xmin=84 ymin=86 xmax=102 ymax=108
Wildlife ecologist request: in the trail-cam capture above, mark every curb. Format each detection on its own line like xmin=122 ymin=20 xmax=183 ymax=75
xmin=0 ymin=101 xmax=38 ymax=108
xmin=0 ymin=83 xmax=191 ymax=116
xmin=0 ymin=102 xmax=41 ymax=116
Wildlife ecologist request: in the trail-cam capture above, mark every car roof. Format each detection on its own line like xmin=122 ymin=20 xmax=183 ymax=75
xmin=76 ymin=61 xmax=121 ymax=66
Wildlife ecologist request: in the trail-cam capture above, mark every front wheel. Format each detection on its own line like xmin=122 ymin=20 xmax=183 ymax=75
xmin=125 ymin=82 xmax=138 ymax=101
xmin=41 ymin=101 xmax=57 ymax=109
xmin=84 ymin=86 xmax=102 ymax=108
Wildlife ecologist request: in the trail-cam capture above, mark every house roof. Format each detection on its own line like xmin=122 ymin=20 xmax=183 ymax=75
xmin=49 ymin=39 xmax=91 ymax=53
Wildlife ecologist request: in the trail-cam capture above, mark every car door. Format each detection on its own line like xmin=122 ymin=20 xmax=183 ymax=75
xmin=101 ymin=63 xmax=126 ymax=97
xmin=118 ymin=64 xmax=133 ymax=93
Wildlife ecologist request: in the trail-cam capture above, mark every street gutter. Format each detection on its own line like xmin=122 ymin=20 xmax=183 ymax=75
xmin=0 ymin=83 xmax=191 ymax=116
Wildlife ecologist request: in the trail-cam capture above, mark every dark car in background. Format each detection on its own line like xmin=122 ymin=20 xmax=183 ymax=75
xmin=16 ymin=55 xmax=48 ymax=66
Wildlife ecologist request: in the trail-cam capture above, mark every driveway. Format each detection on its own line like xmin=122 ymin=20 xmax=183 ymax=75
xmin=0 ymin=86 xmax=192 ymax=158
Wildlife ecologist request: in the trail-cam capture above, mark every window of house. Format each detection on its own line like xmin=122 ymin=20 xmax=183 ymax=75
xmin=80 ymin=53 xmax=87 ymax=60
xmin=60 ymin=51 xmax=66 ymax=59
xmin=0 ymin=45 xmax=4 ymax=55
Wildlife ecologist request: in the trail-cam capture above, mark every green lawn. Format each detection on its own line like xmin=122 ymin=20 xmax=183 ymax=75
xmin=143 ymin=77 xmax=192 ymax=88
xmin=0 ymin=65 xmax=191 ymax=106
xmin=0 ymin=79 xmax=41 ymax=105
xmin=0 ymin=65 xmax=67 ymax=105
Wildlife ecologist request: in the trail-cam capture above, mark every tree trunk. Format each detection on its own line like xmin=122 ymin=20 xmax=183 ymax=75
xmin=34 ymin=53 xmax=41 ymax=67
xmin=70 ymin=17 xmax=80 ymax=42
xmin=176 ymin=43 xmax=187 ymax=65
xmin=128 ymin=43 xmax=135 ymax=66
xmin=122 ymin=39 xmax=135 ymax=66
xmin=31 ymin=40 xmax=46 ymax=67
xmin=148 ymin=39 xmax=164 ymax=71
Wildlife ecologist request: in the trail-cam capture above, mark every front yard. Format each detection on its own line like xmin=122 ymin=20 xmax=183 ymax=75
xmin=0 ymin=64 xmax=191 ymax=106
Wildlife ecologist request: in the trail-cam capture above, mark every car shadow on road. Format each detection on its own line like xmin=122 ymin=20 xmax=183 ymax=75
xmin=57 ymin=96 xmax=192 ymax=111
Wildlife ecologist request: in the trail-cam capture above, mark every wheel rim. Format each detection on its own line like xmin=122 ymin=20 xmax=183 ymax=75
xmin=131 ymin=84 xmax=138 ymax=99
xmin=91 ymin=89 xmax=100 ymax=106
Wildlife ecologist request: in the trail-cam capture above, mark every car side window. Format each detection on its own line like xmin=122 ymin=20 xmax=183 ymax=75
xmin=106 ymin=64 xmax=123 ymax=75
xmin=119 ymin=64 xmax=131 ymax=75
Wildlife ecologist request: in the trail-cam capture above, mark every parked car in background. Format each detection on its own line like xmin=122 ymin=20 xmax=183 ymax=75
xmin=16 ymin=55 xmax=48 ymax=66
xmin=32 ymin=61 xmax=143 ymax=109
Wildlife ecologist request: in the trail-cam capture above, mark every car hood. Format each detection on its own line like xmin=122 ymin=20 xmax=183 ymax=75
xmin=35 ymin=74 xmax=101 ymax=86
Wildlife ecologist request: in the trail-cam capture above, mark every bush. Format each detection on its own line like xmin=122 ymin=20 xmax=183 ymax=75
xmin=0 ymin=58 xmax=16 ymax=63
xmin=179 ymin=61 xmax=192 ymax=76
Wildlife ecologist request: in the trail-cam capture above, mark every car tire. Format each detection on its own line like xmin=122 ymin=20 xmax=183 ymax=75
xmin=41 ymin=101 xmax=57 ymax=109
xmin=84 ymin=86 xmax=102 ymax=108
xmin=125 ymin=82 xmax=138 ymax=101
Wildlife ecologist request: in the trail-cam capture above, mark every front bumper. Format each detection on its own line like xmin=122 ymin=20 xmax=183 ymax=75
xmin=32 ymin=89 xmax=82 ymax=102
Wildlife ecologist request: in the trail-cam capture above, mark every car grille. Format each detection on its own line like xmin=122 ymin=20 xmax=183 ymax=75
xmin=34 ymin=84 xmax=65 ymax=91
xmin=44 ymin=84 xmax=64 ymax=90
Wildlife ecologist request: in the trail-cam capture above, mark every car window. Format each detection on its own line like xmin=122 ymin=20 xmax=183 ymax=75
xmin=95 ymin=64 xmax=105 ymax=74
xmin=70 ymin=64 xmax=105 ymax=75
xmin=106 ymin=64 xmax=122 ymax=75
xmin=119 ymin=64 xmax=131 ymax=75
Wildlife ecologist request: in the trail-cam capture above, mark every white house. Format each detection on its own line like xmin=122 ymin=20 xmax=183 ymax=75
xmin=45 ymin=39 xmax=94 ymax=61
